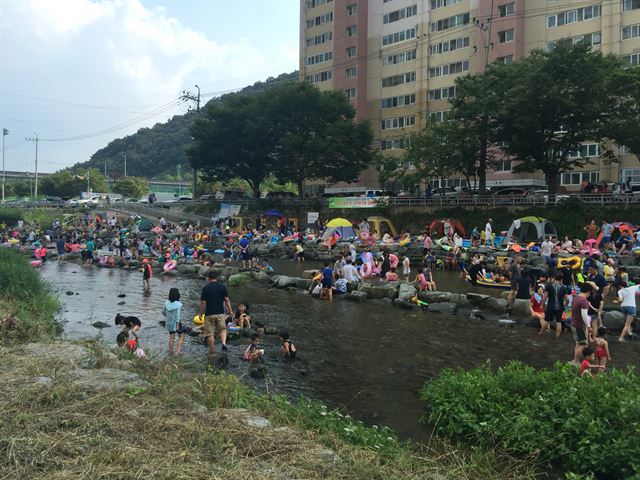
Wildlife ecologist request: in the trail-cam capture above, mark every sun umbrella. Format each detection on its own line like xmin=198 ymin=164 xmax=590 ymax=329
xmin=326 ymin=218 xmax=353 ymax=228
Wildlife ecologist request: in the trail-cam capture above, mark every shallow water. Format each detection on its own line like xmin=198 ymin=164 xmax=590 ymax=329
xmin=42 ymin=260 xmax=640 ymax=440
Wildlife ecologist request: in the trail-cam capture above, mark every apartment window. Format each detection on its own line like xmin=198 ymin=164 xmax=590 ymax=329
xmin=346 ymin=46 xmax=357 ymax=57
xmin=622 ymin=0 xmax=640 ymax=11
xmin=381 ymin=116 xmax=416 ymax=130
xmin=346 ymin=25 xmax=357 ymax=36
xmin=428 ymin=60 xmax=469 ymax=78
xmin=622 ymin=24 xmax=640 ymax=40
xmin=546 ymin=32 xmax=601 ymax=51
xmin=381 ymin=138 xmax=408 ymax=151
xmin=382 ymin=72 xmax=416 ymax=87
xmin=346 ymin=88 xmax=357 ymax=99
xmin=307 ymin=0 xmax=332 ymax=8
xmin=305 ymin=70 xmax=332 ymax=83
xmin=382 ymin=27 xmax=417 ymax=46
xmin=383 ymin=49 xmax=417 ymax=66
xmin=428 ymin=36 xmax=470 ymax=55
xmin=561 ymin=171 xmax=599 ymax=185
xmin=306 ymin=12 xmax=333 ymax=28
xmin=345 ymin=67 xmax=357 ymax=78
xmin=430 ymin=12 xmax=470 ymax=32
xmin=498 ymin=3 xmax=515 ymax=16
xmin=306 ymin=51 xmax=333 ymax=66
xmin=428 ymin=86 xmax=456 ymax=100
xmin=494 ymin=160 xmax=512 ymax=172
xmin=305 ymin=31 xmax=332 ymax=47
xmin=619 ymin=145 xmax=631 ymax=155
xmin=346 ymin=3 xmax=357 ymax=15
xmin=384 ymin=4 xmax=418 ymax=24
xmin=621 ymin=168 xmax=640 ymax=183
xmin=498 ymin=29 xmax=514 ymax=43
xmin=381 ymin=93 xmax=416 ymax=108
xmin=497 ymin=55 xmax=514 ymax=64
xmin=429 ymin=110 xmax=450 ymax=123
xmin=623 ymin=53 xmax=640 ymax=65
xmin=568 ymin=143 xmax=600 ymax=158
xmin=547 ymin=5 xmax=600 ymax=28
xmin=430 ymin=0 xmax=462 ymax=9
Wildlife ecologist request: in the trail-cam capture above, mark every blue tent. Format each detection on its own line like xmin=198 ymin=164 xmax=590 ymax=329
xmin=264 ymin=209 xmax=284 ymax=217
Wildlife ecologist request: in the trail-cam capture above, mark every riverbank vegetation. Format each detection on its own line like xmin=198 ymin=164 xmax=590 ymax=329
xmin=421 ymin=361 xmax=640 ymax=478
xmin=0 ymin=249 xmax=60 ymax=342
xmin=0 ymin=207 xmax=60 ymax=230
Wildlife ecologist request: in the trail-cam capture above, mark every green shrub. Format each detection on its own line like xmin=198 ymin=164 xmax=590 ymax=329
xmin=0 ymin=248 xmax=60 ymax=342
xmin=421 ymin=361 xmax=640 ymax=478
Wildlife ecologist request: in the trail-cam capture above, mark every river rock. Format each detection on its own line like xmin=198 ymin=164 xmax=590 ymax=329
xmin=65 ymin=291 xmax=74 ymax=296
xmin=295 ymin=278 xmax=313 ymax=290
xmin=250 ymin=271 xmax=270 ymax=283
xmin=228 ymin=273 xmax=252 ymax=287
xmin=270 ymin=275 xmax=298 ymax=289
xmin=67 ymin=368 xmax=149 ymax=392
xmin=243 ymin=415 xmax=271 ymax=429
xmin=347 ymin=291 xmax=368 ymax=302
xmin=511 ymin=299 xmax=531 ymax=317
xmin=303 ymin=269 xmax=320 ymax=279
xmin=625 ymin=266 xmax=640 ymax=281
xmin=392 ymin=298 xmax=421 ymax=310
xmin=23 ymin=342 xmax=92 ymax=365
xmin=417 ymin=291 xmax=452 ymax=304
xmin=91 ymin=321 xmax=110 ymax=329
xmin=33 ymin=376 xmax=53 ymax=387
xmin=449 ymin=293 xmax=471 ymax=308
xmin=466 ymin=293 xmax=491 ymax=307
xmin=426 ymin=302 xmax=458 ymax=314
xmin=603 ymin=310 xmax=626 ymax=331
xmin=484 ymin=297 xmax=508 ymax=314
xmin=177 ymin=264 xmax=197 ymax=275
xmin=398 ymin=283 xmax=417 ymax=302
xmin=359 ymin=284 xmax=398 ymax=300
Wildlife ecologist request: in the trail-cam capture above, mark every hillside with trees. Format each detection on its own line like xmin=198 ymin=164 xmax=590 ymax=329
xmin=75 ymin=71 xmax=299 ymax=179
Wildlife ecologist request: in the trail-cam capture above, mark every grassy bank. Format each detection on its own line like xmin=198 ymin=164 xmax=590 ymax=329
xmin=0 ymin=342 xmax=542 ymax=479
xmin=0 ymin=207 xmax=62 ymax=230
xmin=0 ymin=248 xmax=61 ymax=343
xmin=421 ymin=361 xmax=640 ymax=478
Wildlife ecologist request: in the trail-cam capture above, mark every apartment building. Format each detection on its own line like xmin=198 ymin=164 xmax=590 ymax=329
xmin=300 ymin=0 xmax=640 ymax=192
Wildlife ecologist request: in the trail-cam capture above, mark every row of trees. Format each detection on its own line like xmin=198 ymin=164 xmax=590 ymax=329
xmin=381 ymin=44 xmax=640 ymax=194
xmin=188 ymin=82 xmax=374 ymax=198
xmin=35 ymin=168 xmax=148 ymax=200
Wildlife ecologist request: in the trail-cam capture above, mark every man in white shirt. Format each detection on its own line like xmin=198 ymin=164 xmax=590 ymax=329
xmin=484 ymin=219 xmax=493 ymax=246
xmin=342 ymin=259 xmax=361 ymax=283
xmin=614 ymin=282 xmax=640 ymax=342
xmin=540 ymin=236 xmax=554 ymax=264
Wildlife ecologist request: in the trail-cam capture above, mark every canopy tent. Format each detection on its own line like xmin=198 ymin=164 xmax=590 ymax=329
xmin=131 ymin=217 xmax=154 ymax=233
xmin=326 ymin=218 xmax=353 ymax=228
xmin=503 ymin=216 xmax=557 ymax=245
xmin=596 ymin=222 xmax=636 ymax=247
xmin=428 ymin=218 xmax=466 ymax=237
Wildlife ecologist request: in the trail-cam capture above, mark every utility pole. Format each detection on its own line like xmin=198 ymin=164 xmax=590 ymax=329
xmin=122 ymin=152 xmax=127 ymax=177
xmin=181 ymin=84 xmax=200 ymax=198
xmin=177 ymin=164 xmax=182 ymax=196
xmin=104 ymin=159 xmax=107 ymax=177
xmin=25 ymin=133 xmax=39 ymax=200
xmin=2 ymin=128 xmax=8 ymax=203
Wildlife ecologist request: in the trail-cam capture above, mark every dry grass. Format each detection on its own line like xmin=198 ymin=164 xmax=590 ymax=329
xmin=0 ymin=343 xmax=545 ymax=480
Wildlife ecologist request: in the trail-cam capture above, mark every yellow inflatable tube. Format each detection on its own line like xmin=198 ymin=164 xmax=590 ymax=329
xmin=557 ymin=256 xmax=581 ymax=270
xmin=193 ymin=314 xmax=205 ymax=326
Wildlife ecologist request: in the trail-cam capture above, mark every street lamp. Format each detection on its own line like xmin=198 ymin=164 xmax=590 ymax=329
xmin=2 ymin=128 xmax=8 ymax=203
xmin=122 ymin=152 xmax=127 ymax=177
xmin=177 ymin=164 xmax=182 ymax=196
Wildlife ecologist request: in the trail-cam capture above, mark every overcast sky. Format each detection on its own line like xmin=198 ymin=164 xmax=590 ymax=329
xmin=0 ymin=0 xmax=299 ymax=174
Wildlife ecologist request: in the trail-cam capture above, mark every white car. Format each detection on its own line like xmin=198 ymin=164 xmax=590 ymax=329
xmin=532 ymin=190 xmax=571 ymax=204
xmin=67 ymin=196 xmax=100 ymax=207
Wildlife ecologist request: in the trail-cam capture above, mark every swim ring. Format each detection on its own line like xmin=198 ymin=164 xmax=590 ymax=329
xmin=151 ymin=226 xmax=162 ymax=234
xmin=194 ymin=233 xmax=203 ymax=241
xmin=361 ymin=262 xmax=372 ymax=278
xmin=163 ymin=259 xmax=177 ymax=272
xmin=399 ymin=238 xmax=412 ymax=247
xmin=557 ymin=256 xmax=581 ymax=270
xmin=30 ymin=260 xmax=42 ymax=267
xmin=213 ymin=249 xmax=225 ymax=254
xmin=193 ymin=314 xmax=205 ymax=326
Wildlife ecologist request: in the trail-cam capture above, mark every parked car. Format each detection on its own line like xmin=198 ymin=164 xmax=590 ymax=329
xmin=430 ymin=187 xmax=460 ymax=197
xmin=214 ymin=190 xmax=248 ymax=201
xmin=532 ymin=190 xmax=571 ymax=204
xmin=198 ymin=194 xmax=215 ymax=202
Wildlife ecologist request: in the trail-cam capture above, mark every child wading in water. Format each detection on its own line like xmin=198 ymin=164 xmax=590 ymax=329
xmin=162 ymin=287 xmax=184 ymax=356
xmin=142 ymin=258 xmax=152 ymax=292
xmin=579 ymin=347 xmax=606 ymax=377
xmin=594 ymin=326 xmax=611 ymax=368
xmin=280 ymin=331 xmax=297 ymax=360
xmin=243 ymin=333 xmax=264 ymax=361
xmin=115 ymin=313 xmax=141 ymax=342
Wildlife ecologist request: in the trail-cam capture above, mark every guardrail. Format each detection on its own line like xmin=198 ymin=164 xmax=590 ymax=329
xmin=387 ymin=193 xmax=640 ymax=207
xmin=108 ymin=202 xmax=210 ymax=224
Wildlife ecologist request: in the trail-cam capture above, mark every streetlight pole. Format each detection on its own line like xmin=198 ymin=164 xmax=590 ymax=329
xmin=25 ymin=133 xmax=39 ymax=200
xmin=177 ymin=164 xmax=182 ymax=196
xmin=2 ymin=128 xmax=8 ymax=203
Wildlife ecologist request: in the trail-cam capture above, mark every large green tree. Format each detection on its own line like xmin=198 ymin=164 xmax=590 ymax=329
xmin=604 ymin=65 xmax=640 ymax=163
xmin=188 ymin=93 xmax=278 ymax=198
xmin=40 ymin=168 xmax=107 ymax=199
xmin=492 ymin=44 xmax=618 ymax=194
xmin=267 ymin=82 xmax=374 ymax=196
xmin=112 ymin=176 xmax=149 ymax=199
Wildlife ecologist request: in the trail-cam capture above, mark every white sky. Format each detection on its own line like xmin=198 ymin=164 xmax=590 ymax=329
xmin=0 ymin=0 xmax=299 ymax=173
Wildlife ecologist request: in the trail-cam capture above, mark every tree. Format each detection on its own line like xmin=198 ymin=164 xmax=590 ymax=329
xmin=112 ymin=176 xmax=149 ymax=199
xmin=492 ymin=44 xmax=618 ymax=194
xmin=379 ymin=123 xmax=455 ymax=191
xmin=188 ymin=93 xmax=278 ymax=198
xmin=604 ymin=65 xmax=640 ymax=163
xmin=12 ymin=181 xmax=31 ymax=198
xmin=40 ymin=168 xmax=107 ymax=199
xmin=267 ymin=82 xmax=374 ymax=196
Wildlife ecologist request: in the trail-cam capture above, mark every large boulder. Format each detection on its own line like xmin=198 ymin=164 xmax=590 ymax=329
xmin=295 ymin=278 xmax=313 ymax=290
xmin=251 ymin=271 xmax=271 ymax=283
xmin=511 ymin=299 xmax=531 ymax=318
xmin=397 ymin=282 xmax=417 ymax=302
xmin=67 ymin=368 xmax=150 ymax=392
xmin=449 ymin=293 xmax=471 ymax=308
xmin=359 ymin=283 xmax=398 ymax=300
xmin=466 ymin=293 xmax=491 ymax=307
xmin=426 ymin=302 xmax=458 ymax=314
xmin=302 ymin=270 xmax=320 ymax=279
xmin=177 ymin=264 xmax=198 ymax=275
xmin=625 ymin=266 xmax=640 ymax=282
xmin=418 ymin=291 xmax=452 ymax=303
xmin=228 ymin=273 xmax=252 ymax=287
xmin=270 ymin=275 xmax=298 ymax=289
xmin=347 ymin=291 xmax=368 ymax=302
xmin=603 ymin=310 xmax=626 ymax=331
xmin=392 ymin=298 xmax=421 ymax=310
xmin=484 ymin=297 xmax=508 ymax=314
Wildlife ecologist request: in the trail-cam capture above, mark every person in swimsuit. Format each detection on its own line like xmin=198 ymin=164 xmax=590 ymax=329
xmin=578 ymin=347 xmax=605 ymax=377
xmin=280 ymin=331 xmax=297 ymax=360
xmin=594 ymin=327 xmax=611 ymax=368
xmin=530 ymin=284 xmax=547 ymax=334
